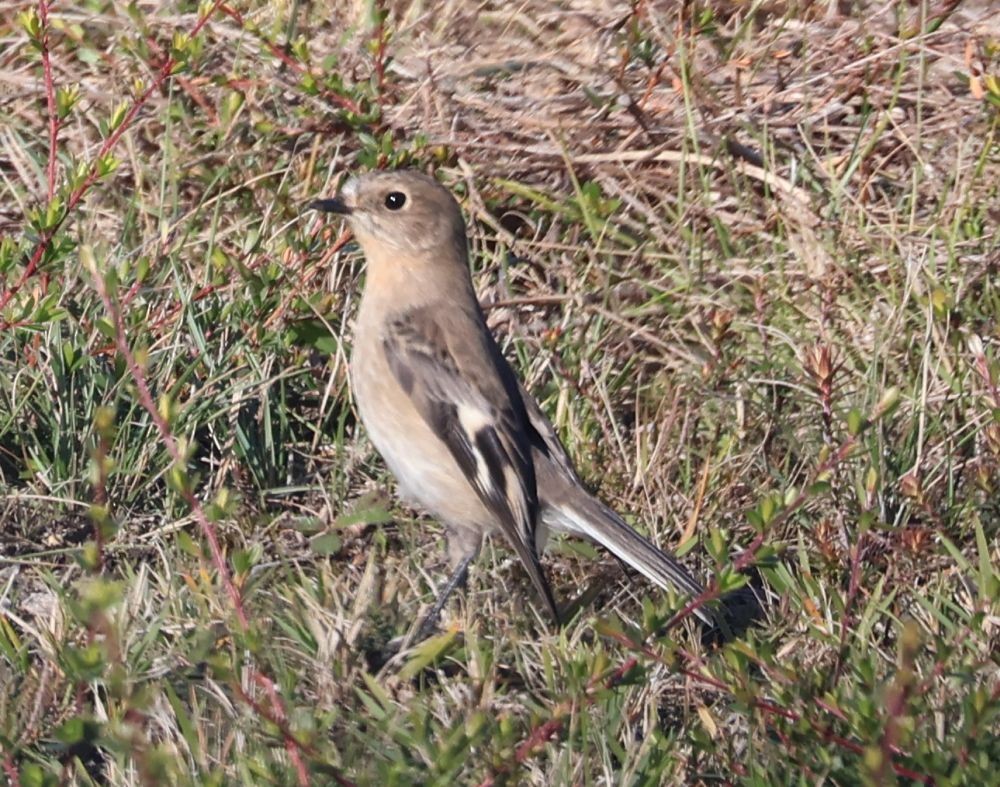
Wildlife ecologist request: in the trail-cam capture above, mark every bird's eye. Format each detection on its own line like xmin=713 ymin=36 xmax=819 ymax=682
xmin=384 ymin=191 xmax=406 ymax=210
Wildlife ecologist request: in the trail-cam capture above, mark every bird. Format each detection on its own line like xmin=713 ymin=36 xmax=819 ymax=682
xmin=310 ymin=169 xmax=712 ymax=632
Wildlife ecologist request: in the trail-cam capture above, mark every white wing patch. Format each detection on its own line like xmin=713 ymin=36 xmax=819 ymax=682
xmin=457 ymin=402 xmax=493 ymax=434
xmin=458 ymin=402 xmax=495 ymax=492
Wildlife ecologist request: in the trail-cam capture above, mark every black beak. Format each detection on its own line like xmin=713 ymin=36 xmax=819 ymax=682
xmin=308 ymin=197 xmax=351 ymax=215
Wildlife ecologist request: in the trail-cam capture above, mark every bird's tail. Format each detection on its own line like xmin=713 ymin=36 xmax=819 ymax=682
xmin=549 ymin=494 xmax=713 ymax=624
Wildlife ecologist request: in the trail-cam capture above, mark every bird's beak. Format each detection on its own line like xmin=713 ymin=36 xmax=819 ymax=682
xmin=308 ymin=197 xmax=352 ymax=215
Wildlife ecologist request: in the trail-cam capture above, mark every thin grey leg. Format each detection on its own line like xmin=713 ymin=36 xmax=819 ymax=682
xmin=413 ymin=550 xmax=476 ymax=643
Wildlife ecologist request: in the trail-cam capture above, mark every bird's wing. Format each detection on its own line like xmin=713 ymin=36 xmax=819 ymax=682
xmin=382 ymin=305 xmax=559 ymax=620
xmin=517 ymin=379 xmax=584 ymax=484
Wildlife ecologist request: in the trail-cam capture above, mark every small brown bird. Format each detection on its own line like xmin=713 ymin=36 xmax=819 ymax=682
xmin=311 ymin=170 xmax=711 ymax=629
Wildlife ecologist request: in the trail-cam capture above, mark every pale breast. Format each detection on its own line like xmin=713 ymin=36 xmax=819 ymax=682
xmin=349 ymin=320 xmax=495 ymax=533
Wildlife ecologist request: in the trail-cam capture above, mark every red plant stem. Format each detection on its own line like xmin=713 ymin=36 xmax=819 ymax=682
xmin=0 ymin=0 xmax=230 ymax=326
xmin=830 ymin=529 xmax=865 ymax=682
xmin=513 ymin=718 xmax=563 ymax=761
xmin=90 ymin=263 xmax=249 ymax=633
xmin=1 ymin=0 xmax=366 ymax=330
xmin=216 ymin=3 xmax=363 ymax=115
xmin=229 ymin=674 xmax=338 ymax=787
xmin=477 ymin=657 xmax=643 ymax=787
xmin=663 ymin=435 xmax=860 ymax=629
xmin=90 ymin=259 xmax=323 ymax=783
xmin=613 ymin=629 xmax=932 ymax=783
xmin=38 ymin=0 xmax=58 ymax=199
xmin=1 ymin=753 xmax=20 ymax=787
xmin=972 ymin=351 xmax=1000 ymax=408
xmin=371 ymin=2 xmax=387 ymax=96
xmin=489 ymin=428 xmax=936 ymax=785
xmin=0 ymin=5 xmax=322 ymax=781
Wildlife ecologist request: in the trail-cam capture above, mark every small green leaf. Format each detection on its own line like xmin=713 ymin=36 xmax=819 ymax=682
xmin=97 ymin=153 xmax=119 ymax=176
xmin=18 ymin=8 xmax=41 ymax=40
xmin=94 ymin=317 xmax=116 ymax=340
xmin=310 ymin=532 xmax=342 ymax=555
xmin=287 ymin=319 xmax=338 ymax=353
xmin=108 ymin=101 xmax=129 ymax=132
xmin=398 ymin=629 xmax=460 ymax=680
xmin=846 ymin=407 xmax=865 ymax=436
xmin=807 ymin=480 xmax=832 ymax=496
xmin=759 ymin=494 xmax=777 ymax=524
xmin=56 ymin=717 xmax=103 ymax=754
xmin=232 ymin=548 xmax=259 ymax=575
xmin=873 ymin=386 xmax=901 ymax=419
xmin=176 ymin=529 xmax=200 ymax=557
xmin=56 ymin=84 xmax=81 ymax=119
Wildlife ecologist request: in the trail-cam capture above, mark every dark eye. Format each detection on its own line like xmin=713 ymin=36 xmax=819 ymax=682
xmin=384 ymin=191 xmax=406 ymax=210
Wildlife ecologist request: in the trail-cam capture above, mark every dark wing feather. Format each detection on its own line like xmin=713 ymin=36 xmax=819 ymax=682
xmin=382 ymin=306 xmax=559 ymax=621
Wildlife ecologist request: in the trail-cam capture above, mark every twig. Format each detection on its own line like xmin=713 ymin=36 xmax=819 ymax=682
xmin=216 ymin=4 xmax=365 ymax=116
xmin=445 ymin=141 xmax=817 ymax=218
xmin=87 ymin=255 xmax=315 ymax=786
xmin=0 ymin=0 xmax=232 ymax=326
xmin=492 ymin=393 xmax=906 ymax=781
xmin=38 ymin=0 xmax=58 ymax=199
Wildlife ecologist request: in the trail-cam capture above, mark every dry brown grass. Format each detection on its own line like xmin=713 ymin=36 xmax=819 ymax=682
xmin=1 ymin=0 xmax=998 ymax=784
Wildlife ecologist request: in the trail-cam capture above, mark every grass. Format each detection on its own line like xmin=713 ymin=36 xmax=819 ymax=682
xmin=1 ymin=0 xmax=999 ymax=784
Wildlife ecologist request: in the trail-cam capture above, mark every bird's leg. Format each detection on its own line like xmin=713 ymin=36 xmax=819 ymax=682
xmin=368 ymin=550 xmax=476 ymax=673
xmin=413 ymin=549 xmax=475 ymax=643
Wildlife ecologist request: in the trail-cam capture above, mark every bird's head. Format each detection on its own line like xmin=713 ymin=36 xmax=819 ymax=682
xmin=310 ymin=170 xmax=467 ymax=258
